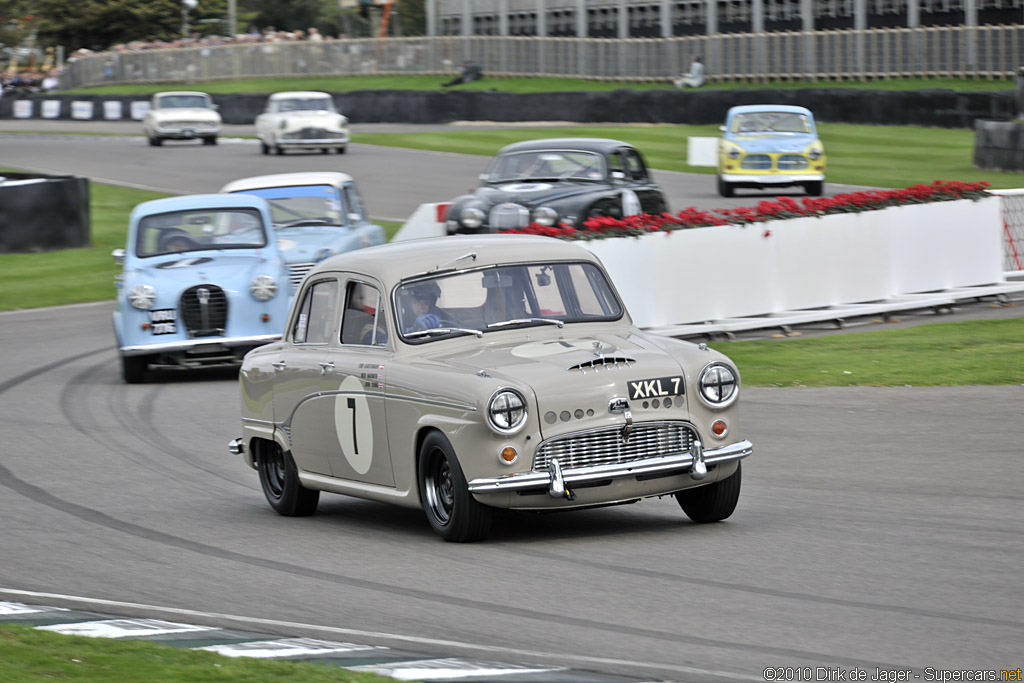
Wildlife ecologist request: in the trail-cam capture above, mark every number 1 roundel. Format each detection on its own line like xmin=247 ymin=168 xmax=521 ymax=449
xmin=334 ymin=375 xmax=374 ymax=475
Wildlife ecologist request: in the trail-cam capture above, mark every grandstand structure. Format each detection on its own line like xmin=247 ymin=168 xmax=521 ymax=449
xmin=431 ymin=0 xmax=1024 ymax=37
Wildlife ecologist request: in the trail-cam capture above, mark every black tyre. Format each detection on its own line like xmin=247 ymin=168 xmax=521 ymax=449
xmin=337 ymin=146 xmax=347 ymax=155
xmin=257 ymin=440 xmax=319 ymax=516
xmin=275 ymin=145 xmax=284 ymax=156
xmin=204 ymin=136 xmax=218 ymax=146
xmin=260 ymin=141 xmax=269 ymax=155
xmin=417 ymin=432 xmax=492 ymax=542
xmin=149 ymin=137 xmax=163 ymax=147
xmin=717 ymin=176 xmax=734 ymax=198
xmin=675 ymin=462 xmax=742 ymax=523
xmin=121 ymin=354 xmax=149 ymax=383
xmin=805 ymin=180 xmax=824 ymax=196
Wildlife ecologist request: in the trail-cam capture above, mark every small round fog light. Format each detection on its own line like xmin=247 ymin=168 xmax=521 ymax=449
xmin=500 ymin=447 xmax=518 ymax=465
xmin=711 ymin=419 xmax=728 ymax=439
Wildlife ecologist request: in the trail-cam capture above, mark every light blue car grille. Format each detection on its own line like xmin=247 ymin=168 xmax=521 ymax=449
xmin=740 ymin=154 xmax=772 ymax=170
xmin=777 ymin=155 xmax=810 ymax=170
xmin=288 ymin=263 xmax=315 ymax=289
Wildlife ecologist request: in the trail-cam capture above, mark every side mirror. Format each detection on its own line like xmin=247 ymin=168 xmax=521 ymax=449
xmin=719 ymin=125 xmax=726 ymax=132
xmin=212 ymin=103 xmax=220 ymax=111
xmin=112 ymin=248 xmax=125 ymax=264
xmin=347 ymin=212 xmax=362 ymax=224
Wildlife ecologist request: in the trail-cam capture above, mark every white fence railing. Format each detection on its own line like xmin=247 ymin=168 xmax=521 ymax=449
xmin=61 ymin=26 xmax=1024 ymax=89
xmin=992 ymin=190 xmax=1024 ymax=275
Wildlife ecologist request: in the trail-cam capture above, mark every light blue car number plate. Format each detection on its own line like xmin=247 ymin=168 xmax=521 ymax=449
xmin=149 ymin=309 xmax=177 ymax=335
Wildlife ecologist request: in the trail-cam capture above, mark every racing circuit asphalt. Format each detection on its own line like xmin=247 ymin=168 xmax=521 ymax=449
xmin=0 ymin=121 xmax=1022 ymax=682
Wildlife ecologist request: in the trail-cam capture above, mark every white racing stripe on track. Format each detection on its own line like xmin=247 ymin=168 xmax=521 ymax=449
xmin=197 ymin=637 xmax=385 ymax=658
xmin=40 ymin=618 xmax=215 ymax=638
xmin=0 ymin=588 xmax=763 ymax=682
xmin=352 ymin=658 xmax=563 ymax=681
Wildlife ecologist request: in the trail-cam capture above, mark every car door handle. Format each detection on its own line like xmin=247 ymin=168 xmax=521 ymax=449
xmin=271 ymin=361 xmax=286 ymax=371
xmin=319 ymin=361 xmax=335 ymax=375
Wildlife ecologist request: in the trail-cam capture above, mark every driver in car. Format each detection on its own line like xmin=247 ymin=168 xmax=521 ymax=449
xmin=403 ymin=282 xmax=445 ymax=333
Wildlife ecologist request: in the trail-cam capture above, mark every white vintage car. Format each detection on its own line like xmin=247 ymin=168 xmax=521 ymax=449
xmin=142 ymin=91 xmax=222 ymax=146
xmin=254 ymin=91 xmax=350 ymax=155
xmin=230 ymin=234 xmax=752 ymax=542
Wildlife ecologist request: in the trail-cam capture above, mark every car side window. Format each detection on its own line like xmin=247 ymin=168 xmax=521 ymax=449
xmin=292 ymin=279 xmax=339 ymax=345
xmin=624 ymin=150 xmax=648 ymax=181
xmin=607 ymin=152 xmax=624 ymax=178
xmin=341 ymin=185 xmax=366 ymax=222
xmin=340 ymin=281 xmax=388 ymax=347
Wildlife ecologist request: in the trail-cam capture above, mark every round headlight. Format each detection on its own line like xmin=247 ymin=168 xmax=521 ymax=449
xmin=698 ymin=362 xmax=739 ymax=408
xmin=250 ymin=274 xmax=278 ymax=301
xmin=460 ymin=207 xmax=485 ymax=229
xmin=808 ymin=146 xmax=823 ymax=161
xmin=531 ymin=206 xmax=558 ymax=226
xmin=487 ymin=389 xmax=527 ymax=434
xmin=727 ymin=147 xmax=742 ymax=160
xmin=127 ymin=284 xmax=156 ymax=310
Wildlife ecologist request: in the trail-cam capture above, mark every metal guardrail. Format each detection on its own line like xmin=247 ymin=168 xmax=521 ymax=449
xmin=60 ymin=26 xmax=1024 ymax=90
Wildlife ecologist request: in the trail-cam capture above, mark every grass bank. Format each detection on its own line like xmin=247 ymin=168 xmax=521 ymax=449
xmin=712 ymin=317 xmax=1024 ymax=386
xmin=0 ymin=623 xmax=395 ymax=682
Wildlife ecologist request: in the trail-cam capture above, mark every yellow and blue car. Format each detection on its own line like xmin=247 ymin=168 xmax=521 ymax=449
xmin=717 ymin=104 xmax=826 ymax=198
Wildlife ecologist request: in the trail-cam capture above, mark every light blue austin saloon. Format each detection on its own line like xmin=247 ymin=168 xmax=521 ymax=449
xmin=220 ymin=172 xmax=386 ymax=292
xmin=113 ymin=193 xmax=291 ymax=383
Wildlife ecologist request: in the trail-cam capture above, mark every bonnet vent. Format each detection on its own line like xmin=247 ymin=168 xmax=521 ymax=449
xmin=566 ymin=356 xmax=636 ymax=373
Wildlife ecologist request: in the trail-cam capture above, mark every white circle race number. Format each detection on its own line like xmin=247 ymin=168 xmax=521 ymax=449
xmin=499 ymin=182 xmax=553 ymax=193
xmin=333 ymin=375 xmax=374 ymax=475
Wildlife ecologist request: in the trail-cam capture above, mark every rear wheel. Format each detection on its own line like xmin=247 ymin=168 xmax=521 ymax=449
xmin=121 ymin=354 xmax=149 ymax=383
xmin=417 ymin=432 xmax=492 ymax=542
xmin=804 ymin=180 xmax=824 ymax=196
xmin=204 ymin=136 xmax=218 ymax=146
xmin=257 ymin=440 xmax=319 ymax=516
xmin=149 ymin=136 xmax=163 ymax=147
xmin=675 ymin=462 xmax=742 ymax=523
xmin=717 ymin=176 xmax=734 ymax=198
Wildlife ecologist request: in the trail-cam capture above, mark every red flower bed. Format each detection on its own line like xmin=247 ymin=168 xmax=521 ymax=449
xmin=500 ymin=180 xmax=992 ymax=241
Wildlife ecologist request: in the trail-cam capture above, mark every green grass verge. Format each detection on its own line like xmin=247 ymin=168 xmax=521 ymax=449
xmin=65 ymin=75 xmax=1017 ymax=95
xmin=352 ymin=123 xmax=1024 ymax=190
xmin=710 ymin=316 xmax=1024 ymax=386
xmin=0 ymin=623 xmax=397 ymax=682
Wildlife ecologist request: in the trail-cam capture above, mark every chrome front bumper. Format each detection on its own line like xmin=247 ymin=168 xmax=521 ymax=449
xmin=721 ymin=172 xmax=823 ymax=183
xmin=120 ymin=333 xmax=281 ymax=357
xmin=467 ymin=439 xmax=752 ymax=498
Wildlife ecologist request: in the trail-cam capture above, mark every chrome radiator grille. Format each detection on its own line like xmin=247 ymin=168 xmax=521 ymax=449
xmin=777 ymin=154 xmax=810 ymax=170
xmin=489 ymin=203 xmax=530 ymax=229
xmin=740 ymin=154 xmax=772 ymax=170
xmin=533 ymin=421 xmax=696 ymax=472
xmin=288 ymin=262 xmax=315 ymax=289
xmin=180 ymin=284 xmax=227 ymax=337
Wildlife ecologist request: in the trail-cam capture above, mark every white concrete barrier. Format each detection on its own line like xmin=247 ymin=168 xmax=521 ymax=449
xmin=686 ymin=137 xmax=719 ymax=167
xmin=392 ymin=196 xmax=1020 ymax=334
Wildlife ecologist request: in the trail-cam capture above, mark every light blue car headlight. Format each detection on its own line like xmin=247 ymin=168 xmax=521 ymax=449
xmin=250 ymin=275 xmax=278 ymax=301
xmin=127 ymin=284 xmax=156 ymax=310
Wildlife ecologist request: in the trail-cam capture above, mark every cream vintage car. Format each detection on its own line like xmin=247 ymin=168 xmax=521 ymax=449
xmin=142 ymin=91 xmax=222 ymax=146
xmin=254 ymin=91 xmax=349 ymax=155
xmin=230 ymin=235 xmax=753 ymax=542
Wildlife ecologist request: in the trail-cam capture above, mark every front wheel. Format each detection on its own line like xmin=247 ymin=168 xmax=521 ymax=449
xmin=121 ymin=354 xmax=149 ymax=383
xmin=260 ymin=141 xmax=269 ymax=155
xmin=204 ymin=136 xmax=218 ymax=146
xmin=337 ymin=146 xmax=347 ymax=155
xmin=717 ymin=176 xmax=734 ymax=198
xmin=675 ymin=461 xmax=742 ymax=523
xmin=257 ymin=440 xmax=319 ymax=516
xmin=417 ymin=432 xmax=492 ymax=542
xmin=804 ymin=180 xmax=824 ymax=196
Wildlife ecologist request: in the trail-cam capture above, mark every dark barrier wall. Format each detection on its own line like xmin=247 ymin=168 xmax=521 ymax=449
xmin=974 ymin=120 xmax=1024 ymax=171
xmin=0 ymin=174 xmax=91 ymax=253
xmin=0 ymin=88 xmax=1015 ymax=129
